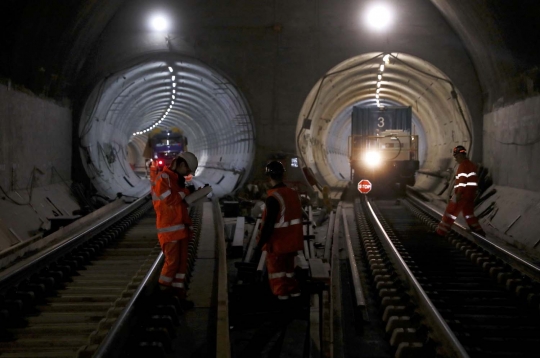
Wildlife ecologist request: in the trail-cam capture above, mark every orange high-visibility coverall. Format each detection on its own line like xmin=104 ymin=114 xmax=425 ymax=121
xmin=152 ymin=166 xmax=192 ymax=298
xmin=437 ymin=159 xmax=485 ymax=236
xmin=259 ymin=185 xmax=304 ymax=299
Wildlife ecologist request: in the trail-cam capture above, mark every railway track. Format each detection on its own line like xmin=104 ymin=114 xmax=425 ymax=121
xmin=0 ymin=197 xmax=208 ymax=358
xmin=348 ymin=195 xmax=540 ymax=357
xmin=6 ymin=189 xmax=539 ymax=358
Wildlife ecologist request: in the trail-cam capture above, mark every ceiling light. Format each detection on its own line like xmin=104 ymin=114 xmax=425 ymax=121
xmin=150 ymin=15 xmax=169 ymax=32
xmin=380 ymin=64 xmax=385 ymax=72
xmin=377 ymin=82 xmax=381 ymax=88
xmin=364 ymin=4 xmax=394 ymax=31
xmin=168 ymin=66 xmax=173 ymax=72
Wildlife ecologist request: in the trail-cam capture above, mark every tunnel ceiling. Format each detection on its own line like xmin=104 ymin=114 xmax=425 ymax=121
xmin=2 ymin=0 xmax=539 ymax=108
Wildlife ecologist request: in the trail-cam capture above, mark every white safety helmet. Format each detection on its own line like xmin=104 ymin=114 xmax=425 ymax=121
xmin=178 ymin=152 xmax=198 ymax=173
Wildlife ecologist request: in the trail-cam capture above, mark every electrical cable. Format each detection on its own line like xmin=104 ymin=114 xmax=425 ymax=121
xmin=484 ymin=131 xmax=540 ymax=146
xmin=384 ymin=135 xmax=402 ymax=161
xmin=388 ymin=54 xmax=473 ymax=153
xmin=0 ymin=184 xmax=28 ymax=205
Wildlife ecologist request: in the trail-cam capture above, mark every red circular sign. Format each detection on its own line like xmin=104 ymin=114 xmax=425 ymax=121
xmin=358 ymin=179 xmax=372 ymax=194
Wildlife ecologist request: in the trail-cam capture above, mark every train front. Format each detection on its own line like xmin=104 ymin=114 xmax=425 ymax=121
xmin=350 ymin=106 xmax=419 ymax=196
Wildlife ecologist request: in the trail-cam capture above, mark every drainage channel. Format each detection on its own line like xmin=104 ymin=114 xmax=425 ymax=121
xmin=358 ymin=195 xmax=540 ymax=358
xmin=0 ymin=198 xmax=206 ymax=358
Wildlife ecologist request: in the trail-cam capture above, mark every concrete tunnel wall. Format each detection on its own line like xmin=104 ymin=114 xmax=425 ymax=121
xmin=0 ymin=84 xmax=79 ymax=247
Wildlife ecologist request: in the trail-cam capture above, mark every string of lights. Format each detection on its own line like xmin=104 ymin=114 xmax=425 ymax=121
xmin=375 ymin=54 xmax=390 ymax=107
xmin=132 ymin=65 xmax=176 ymax=136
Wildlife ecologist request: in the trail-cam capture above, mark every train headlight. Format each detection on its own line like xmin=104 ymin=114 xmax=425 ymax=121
xmin=363 ymin=151 xmax=382 ymax=167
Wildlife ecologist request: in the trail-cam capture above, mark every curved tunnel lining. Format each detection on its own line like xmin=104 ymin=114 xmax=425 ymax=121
xmin=296 ymin=52 xmax=474 ymax=197
xmin=79 ymin=54 xmax=255 ymax=199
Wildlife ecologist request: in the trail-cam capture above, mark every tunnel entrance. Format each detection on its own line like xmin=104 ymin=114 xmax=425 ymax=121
xmin=296 ymin=52 xmax=473 ymax=199
xmin=79 ymin=54 xmax=255 ymax=199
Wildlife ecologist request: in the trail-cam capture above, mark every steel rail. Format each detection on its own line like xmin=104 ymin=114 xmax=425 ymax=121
xmin=407 ymin=194 xmax=540 ymax=282
xmin=323 ymin=211 xmax=335 ymax=261
xmin=363 ymin=196 xmax=470 ymax=358
xmin=0 ymin=195 xmax=150 ymax=295
xmin=214 ymin=198 xmax=231 ymax=358
xmin=330 ymin=203 xmax=345 ymax=358
xmin=94 ymin=253 xmax=164 ymax=357
xmin=342 ymin=205 xmax=366 ymax=308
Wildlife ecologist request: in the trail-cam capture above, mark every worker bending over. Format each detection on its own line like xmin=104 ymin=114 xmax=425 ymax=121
xmin=152 ymin=152 xmax=199 ymax=309
xmin=436 ymin=146 xmax=485 ymax=237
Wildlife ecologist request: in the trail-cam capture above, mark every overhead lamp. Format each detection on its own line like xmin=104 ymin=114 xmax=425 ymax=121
xmin=173 ymin=89 xmax=175 ymax=93
xmin=378 ymin=74 xmax=382 ymax=80
xmin=171 ymin=101 xmax=174 ymax=105
xmin=173 ymin=83 xmax=176 ymax=87
xmin=377 ymin=82 xmax=381 ymax=88
xmin=172 ymin=95 xmax=175 ymax=99
xmin=376 ymin=94 xmax=379 ymax=99
xmin=383 ymin=54 xmax=390 ymax=63
xmin=380 ymin=64 xmax=385 ymax=72
xmin=150 ymin=14 xmax=169 ymax=32
xmin=376 ymin=88 xmax=380 ymax=93
xmin=168 ymin=66 xmax=173 ymax=72
xmin=364 ymin=3 xmax=394 ymax=31
xmin=172 ymin=76 xmax=176 ymax=81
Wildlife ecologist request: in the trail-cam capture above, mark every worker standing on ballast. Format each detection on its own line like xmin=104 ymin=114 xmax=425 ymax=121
xmin=152 ymin=152 xmax=198 ymax=309
xmin=436 ymin=146 xmax=485 ymax=237
xmin=255 ymin=161 xmax=304 ymax=301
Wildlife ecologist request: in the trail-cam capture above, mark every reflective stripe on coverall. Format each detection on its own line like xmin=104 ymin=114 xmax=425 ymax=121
xmin=436 ymin=159 xmax=485 ymax=236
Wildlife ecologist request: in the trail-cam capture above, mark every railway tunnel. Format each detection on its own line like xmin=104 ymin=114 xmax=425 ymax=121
xmin=1 ymin=0 xmax=540 ymax=356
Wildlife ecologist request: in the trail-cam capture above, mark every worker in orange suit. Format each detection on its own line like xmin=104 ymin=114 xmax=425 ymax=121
xmin=152 ymin=152 xmax=198 ymax=309
xmin=436 ymin=146 xmax=485 ymax=237
xmin=255 ymin=161 xmax=304 ymax=300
